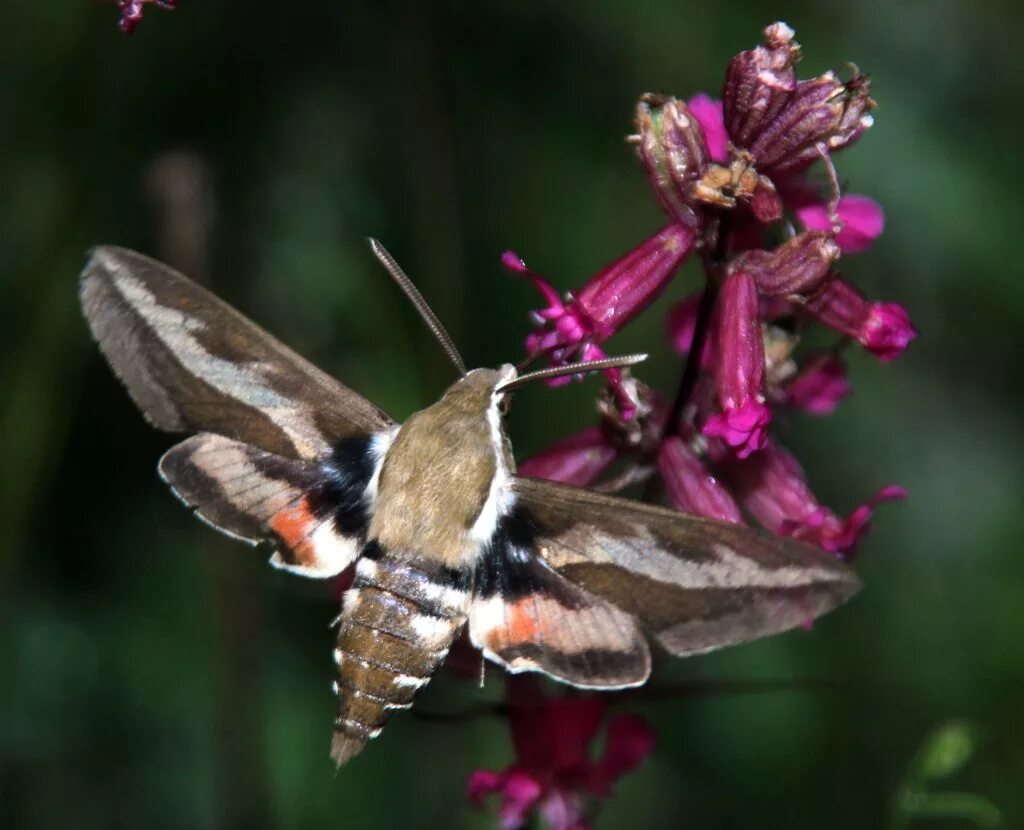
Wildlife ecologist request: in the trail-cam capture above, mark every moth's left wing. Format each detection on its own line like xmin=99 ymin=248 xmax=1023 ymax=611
xmin=80 ymin=246 xmax=393 ymax=460
xmin=511 ymin=475 xmax=861 ymax=657
xmin=158 ymin=432 xmax=380 ymax=577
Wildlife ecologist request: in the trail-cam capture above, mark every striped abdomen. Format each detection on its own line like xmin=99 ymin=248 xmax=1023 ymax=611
xmin=331 ymin=544 xmax=470 ymax=765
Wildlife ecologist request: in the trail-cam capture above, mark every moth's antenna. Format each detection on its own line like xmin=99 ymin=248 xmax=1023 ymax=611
xmin=496 ymin=353 xmax=648 ymax=394
xmin=368 ymin=238 xmax=467 ymax=376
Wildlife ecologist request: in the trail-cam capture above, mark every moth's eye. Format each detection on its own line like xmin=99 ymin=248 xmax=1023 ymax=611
xmin=497 ymin=396 xmax=511 ymax=416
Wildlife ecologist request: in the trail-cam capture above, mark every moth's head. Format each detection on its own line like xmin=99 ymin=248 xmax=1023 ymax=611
xmin=437 ymin=364 xmax=517 ymax=422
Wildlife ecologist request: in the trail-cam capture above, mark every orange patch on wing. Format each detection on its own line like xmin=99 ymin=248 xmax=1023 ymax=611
xmin=270 ymin=497 xmax=318 ymax=565
xmin=487 ymin=599 xmax=550 ymax=649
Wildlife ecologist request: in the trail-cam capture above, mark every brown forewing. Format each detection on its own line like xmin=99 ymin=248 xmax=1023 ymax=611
xmin=80 ymin=246 xmax=393 ymax=460
xmin=511 ymin=475 xmax=861 ymax=656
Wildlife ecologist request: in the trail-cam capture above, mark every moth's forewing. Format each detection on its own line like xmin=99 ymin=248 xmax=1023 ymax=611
xmin=80 ymin=246 xmax=393 ymax=460
xmin=512 ymin=476 xmax=861 ymax=657
xmin=468 ymin=516 xmax=650 ymax=689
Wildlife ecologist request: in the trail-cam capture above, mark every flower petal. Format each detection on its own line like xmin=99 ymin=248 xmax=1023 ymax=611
xmin=589 ymin=714 xmax=657 ymax=796
xmin=658 ymin=437 xmax=744 ymax=523
xmin=519 ymin=427 xmax=618 ymax=487
xmin=796 ymin=195 xmax=884 ymax=254
xmin=687 ymin=93 xmax=729 ymax=163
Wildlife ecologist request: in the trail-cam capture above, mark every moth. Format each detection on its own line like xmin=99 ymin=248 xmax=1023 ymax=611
xmin=80 ymin=243 xmax=860 ymax=766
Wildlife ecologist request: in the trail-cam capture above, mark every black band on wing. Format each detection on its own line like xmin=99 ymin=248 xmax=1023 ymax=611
xmin=316 ymin=436 xmax=378 ymax=539
xmin=475 ymin=503 xmax=542 ymax=600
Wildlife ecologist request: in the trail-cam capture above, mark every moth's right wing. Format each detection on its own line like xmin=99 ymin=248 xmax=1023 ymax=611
xmin=158 ymin=432 xmax=386 ymax=577
xmin=511 ymin=475 xmax=861 ymax=657
xmin=80 ymin=246 xmax=393 ymax=460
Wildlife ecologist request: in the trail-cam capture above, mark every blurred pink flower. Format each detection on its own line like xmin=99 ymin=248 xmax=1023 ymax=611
xmin=797 ymin=194 xmax=885 ymax=254
xmin=784 ymin=353 xmax=851 ymax=415
xmin=468 ymin=680 xmax=656 ymax=830
xmin=519 ymin=427 xmax=618 ymax=488
xmin=115 ymin=0 xmax=176 ymax=33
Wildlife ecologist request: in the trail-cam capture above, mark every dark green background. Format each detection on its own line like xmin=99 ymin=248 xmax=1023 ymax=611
xmin=2 ymin=1 xmax=1021 ymax=828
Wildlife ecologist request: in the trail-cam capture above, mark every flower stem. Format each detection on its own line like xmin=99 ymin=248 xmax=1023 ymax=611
xmin=664 ymin=212 xmax=731 ymax=438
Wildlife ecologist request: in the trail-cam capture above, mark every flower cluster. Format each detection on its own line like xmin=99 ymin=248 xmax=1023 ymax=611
xmin=114 ymin=0 xmax=177 ymax=34
xmin=475 ymin=26 xmax=913 ymax=827
xmin=468 ymin=678 xmax=656 ymax=830
xmin=516 ymin=21 xmax=913 ymax=558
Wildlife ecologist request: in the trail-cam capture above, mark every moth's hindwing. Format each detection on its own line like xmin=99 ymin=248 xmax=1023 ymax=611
xmin=512 ymin=475 xmax=861 ymax=656
xmin=159 ymin=432 xmax=386 ymax=577
xmin=468 ymin=507 xmax=651 ymax=690
xmin=80 ymin=246 xmax=393 ymax=460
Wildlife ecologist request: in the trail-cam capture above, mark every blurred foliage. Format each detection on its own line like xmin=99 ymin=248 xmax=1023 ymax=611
xmin=1 ymin=1 xmax=1022 ymax=828
xmin=891 ymin=721 xmax=1000 ymax=829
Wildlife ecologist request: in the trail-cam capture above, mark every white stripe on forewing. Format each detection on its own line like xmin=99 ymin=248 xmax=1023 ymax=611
xmin=548 ymin=530 xmax=840 ymax=589
xmin=111 ymin=271 xmax=320 ymax=454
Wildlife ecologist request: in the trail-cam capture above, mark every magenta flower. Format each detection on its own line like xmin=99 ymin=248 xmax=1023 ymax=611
xmin=796 ymin=194 xmax=885 ymax=254
xmin=487 ymin=21 xmax=911 ymax=822
xmin=115 ymin=0 xmax=176 ymax=33
xmin=666 ymin=293 xmax=716 ymax=366
xmin=658 ymin=437 xmax=743 ymax=523
xmin=701 ymin=271 xmax=771 ymax=458
xmin=721 ymin=441 xmax=906 ymax=557
xmin=510 ymin=225 xmax=694 ymax=368
xmin=687 ymin=93 xmax=729 ymax=163
xmin=468 ymin=679 xmax=656 ymax=830
xmin=805 ymin=276 xmax=917 ymax=361
xmin=519 ymin=427 xmax=618 ymax=488
xmin=784 ymin=353 xmax=851 ymax=415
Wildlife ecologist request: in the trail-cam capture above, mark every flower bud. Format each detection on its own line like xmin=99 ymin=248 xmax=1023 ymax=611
xmin=750 ymin=175 xmax=784 ymax=223
xmin=702 ymin=271 xmax=771 ymax=458
xmin=519 ymin=427 xmax=617 ymax=487
xmin=804 ymin=275 xmax=917 ymax=360
xmin=723 ymin=22 xmax=801 ymax=149
xmin=658 ymin=437 xmax=743 ymax=523
xmin=749 ymin=72 xmax=875 ymax=175
xmin=509 ymin=224 xmax=695 ymax=367
xmin=635 ymin=95 xmax=710 ymax=229
xmin=784 ymin=353 xmax=850 ymax=415
xmin=730 ymin=231 xmax=840 ymax=296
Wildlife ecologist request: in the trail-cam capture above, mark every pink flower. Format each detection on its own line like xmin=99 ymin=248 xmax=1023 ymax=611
xmin=468 ymin=680 xmax=656 ymax=830
xmin=796 ymin=194 xmax=885 ymax=254
xmin=804 ymin=275 xmax=917 ymax=361
xmin=701 ymin=272 xmax=771 ymax=458
xmin=665 ymin=292 xmax=716 ymax=368
xmin=687 ymin=93 xmax=729 ymax=163
xmin=509 ymin=225 xmax=695 ymax=368
xmin=722 ymin=441 xmax=905 ymax=557
xmin=778 ymin=484 xmax=907 ymax=556
xmin=784 ymin=353 xmax=851 ymax=415
xmin=658 ymin=437 xmax=743 ymax=523
xmin=519 ymin=427 xmax=618 ymax=488
xmin=115 ymin=0 xmax=176 ymax=33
